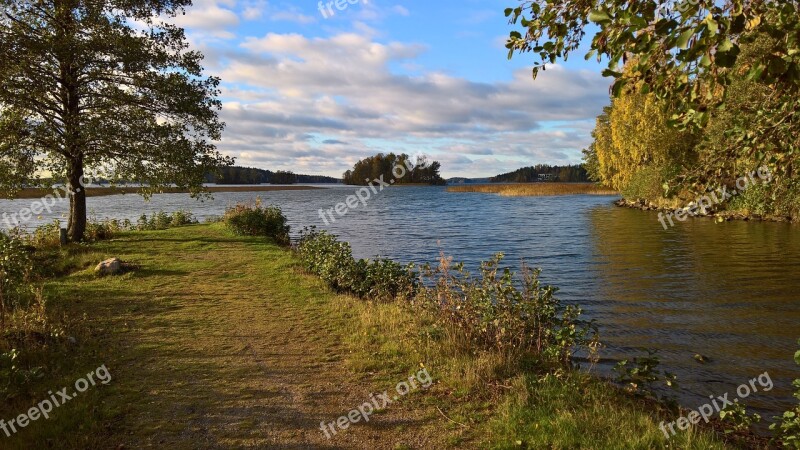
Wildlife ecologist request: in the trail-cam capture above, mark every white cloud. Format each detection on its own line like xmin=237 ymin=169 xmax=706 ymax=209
xmin=169 ymin=0 xmax=239 ymax=39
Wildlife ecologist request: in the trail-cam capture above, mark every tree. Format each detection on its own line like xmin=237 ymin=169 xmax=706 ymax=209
xmin=506 ymin=0 xmax=800 ymax=185
xmin=0 ymin=0 xmax=232 ymax=241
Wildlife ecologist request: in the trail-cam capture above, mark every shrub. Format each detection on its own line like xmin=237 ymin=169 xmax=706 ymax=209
xmin=296 ymin=227 xmax=416 ymax=301
xmin=224 ymin=201 xmax=290 ymax=245
xmin=24 ymin=220 xmax=62 ymax=248
xmin=0 ymin=232 xmax=34 ymax=327
xmin=416 ymin=253 xmax=597 ymax=367
xmin=136 ymin=210 xmax=197 ymax=231
xmin=86 ymin=218 xmax=125 ymax=241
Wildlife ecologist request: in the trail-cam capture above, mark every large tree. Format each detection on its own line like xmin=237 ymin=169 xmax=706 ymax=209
xmin=0 ymin=0 xmax=232 ymax=241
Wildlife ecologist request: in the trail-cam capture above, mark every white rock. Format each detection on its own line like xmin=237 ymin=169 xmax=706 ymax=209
xmin=95 ymin=258 xmax=123 ymax=276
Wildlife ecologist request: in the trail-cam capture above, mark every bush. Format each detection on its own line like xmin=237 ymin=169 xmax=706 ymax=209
xmin=224 ymin=201 xmax=290 ymax=245
xmin=23 ymin=220 xmax=62 ymax=248
xmin=136 ymin=210 xmax=197 ymax=231
xmin=0 ymin=232 xmax=34 ymax=327
xmin=296 ymin=227 xmax=416 ymax=301
xmin=416 ymin=253 xmax=597 ymax=367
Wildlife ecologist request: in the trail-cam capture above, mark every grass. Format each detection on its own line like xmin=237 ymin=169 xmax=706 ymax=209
xmin=0 ymin=224 xmax=741 ymax=449
xmin=3 ymin=185 xmax=324 ymax=200
xmin=447 ymin=183 xmax=618 ymax=196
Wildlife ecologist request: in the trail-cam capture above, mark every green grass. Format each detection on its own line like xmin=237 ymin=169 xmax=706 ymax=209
xmin=0 ymin=224 xmax=742 ymax=449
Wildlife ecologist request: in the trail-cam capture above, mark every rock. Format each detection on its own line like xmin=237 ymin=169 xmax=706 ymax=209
xmin=95 ymin=258 xmax=124 ymax=276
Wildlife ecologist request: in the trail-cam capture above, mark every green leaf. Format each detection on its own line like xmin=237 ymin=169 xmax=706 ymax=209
xmin=611 ymin=78 xmax=628 ymax=97
xmin=704 ymin=14 xmax=718 ymax=34
xmin=677 ymin=28 xmax=694 ymax=50
xmin=589 ymin=10 xmax=611 ymax=24
xmin=794 ymin=349 xmax=800 ymax=365
xmin=602 ymin=68 xmax=623 ymax=77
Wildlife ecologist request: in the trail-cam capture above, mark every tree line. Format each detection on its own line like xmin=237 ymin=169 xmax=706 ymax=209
xmin=205 ymin=167 xmax=339 ymax=185
xmin=491 ymin=165 xmax=590 ymax=183
xmin=343 ymin=153 xmax=446 ymax=186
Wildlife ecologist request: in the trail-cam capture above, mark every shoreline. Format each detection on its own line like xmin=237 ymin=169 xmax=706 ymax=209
xmin=447 ymin=182 xmax=619 ymax=196
xmin=614 ymin=198 xmax=798 ymax=224
xmin=3 ymin=185 xmax=327 ymax=200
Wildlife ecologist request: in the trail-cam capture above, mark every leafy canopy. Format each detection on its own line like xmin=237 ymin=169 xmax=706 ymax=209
xmin=506 ymin=0 xmax=800 ymax=182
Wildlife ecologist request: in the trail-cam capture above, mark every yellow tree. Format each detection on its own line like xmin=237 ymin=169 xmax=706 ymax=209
xmin=590 ymin=79 xmax=697 ymax=201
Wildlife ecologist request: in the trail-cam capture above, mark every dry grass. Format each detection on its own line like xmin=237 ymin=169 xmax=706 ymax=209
xmin=447 ymin=183 xmax=618 ymax=197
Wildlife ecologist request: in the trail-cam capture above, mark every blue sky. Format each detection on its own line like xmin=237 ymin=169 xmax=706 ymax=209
xmin=170 ymin=0 xmax=611 ymax=177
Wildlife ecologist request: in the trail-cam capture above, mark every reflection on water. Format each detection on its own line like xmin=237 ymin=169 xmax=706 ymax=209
xmin=1 ymin=186 xmax=798 ymax=418
xmin=590 ymin=206 xmax=800 ymax=418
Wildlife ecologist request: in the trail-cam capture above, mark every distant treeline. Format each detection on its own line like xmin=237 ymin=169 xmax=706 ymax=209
xmin=205 ymin=166 xmax=340 ymax=185
xmin=491 ymin=164 xmax=590 ymax=183
xmin=343 ymin=153 xmax=446 ymax=186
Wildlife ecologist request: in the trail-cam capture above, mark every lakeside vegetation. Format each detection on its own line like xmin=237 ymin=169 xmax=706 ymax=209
xmin=448 ymin=183 xmax=618 ymax=196
xmin=4 ymin=206 xmax=796 ymax=447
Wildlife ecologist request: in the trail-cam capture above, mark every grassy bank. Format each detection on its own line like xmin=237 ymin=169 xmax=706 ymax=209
xmin=3 ymin=185 xmax=325 ymax=200
xmin=1 ymin=224 xmax=741 ymax=448
xmin=448 ymin=183 xmax=618 ymax=196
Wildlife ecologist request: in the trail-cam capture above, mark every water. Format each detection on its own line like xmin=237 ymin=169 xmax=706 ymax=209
xmin=2 ymin=185 xmax=799 ymax=419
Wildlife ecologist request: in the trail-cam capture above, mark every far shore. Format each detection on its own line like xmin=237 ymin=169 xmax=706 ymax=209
xmin=3 ymin=185 xmax=327 ymax=200
xmin=447 ymin=182 xmax=618 ymax=196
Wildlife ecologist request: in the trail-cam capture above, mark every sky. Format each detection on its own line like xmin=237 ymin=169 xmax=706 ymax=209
xmin=168 ymin=0 xmax=611 ymax=178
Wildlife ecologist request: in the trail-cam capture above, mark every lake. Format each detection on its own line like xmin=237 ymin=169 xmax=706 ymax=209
xmin=2 ymin=185 xmax=799 ymax=419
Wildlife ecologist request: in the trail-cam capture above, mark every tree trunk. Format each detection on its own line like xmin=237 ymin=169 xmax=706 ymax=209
xmin=67 ymin=157 xmax=86 ymax=242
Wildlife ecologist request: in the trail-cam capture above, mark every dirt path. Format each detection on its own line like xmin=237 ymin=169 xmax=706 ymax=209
xmin=59 ymin=226 xmax=448 ymax=449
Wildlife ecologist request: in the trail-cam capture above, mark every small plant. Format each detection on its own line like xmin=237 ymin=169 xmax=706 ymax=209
xmin=719 ymin=399 xmax=761 ymax=434
xmin=771 ymin=338 xmax=800 ymax=448
xmin=613 ymin=349 xmax=678 ymax=396
xmin=224 ymin=201 xmax=290 ymax=245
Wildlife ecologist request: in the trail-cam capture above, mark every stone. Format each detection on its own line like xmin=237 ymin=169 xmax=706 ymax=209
xmin=95 ymin=258 xmax=124 ymax=276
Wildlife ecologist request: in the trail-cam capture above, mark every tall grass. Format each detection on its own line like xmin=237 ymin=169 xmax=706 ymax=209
xmin=448 ymin=183 xmax=618 ymax=196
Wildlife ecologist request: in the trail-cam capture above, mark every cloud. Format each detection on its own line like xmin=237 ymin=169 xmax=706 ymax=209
xmin=168 ymin=0 xmax=239 ymax=39
xmin=204 ymin=31 xmax=608 ymax=177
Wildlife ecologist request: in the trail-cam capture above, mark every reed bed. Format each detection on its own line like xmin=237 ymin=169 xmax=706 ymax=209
xmin=447 ymin=182 xmax=618 ymax=196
